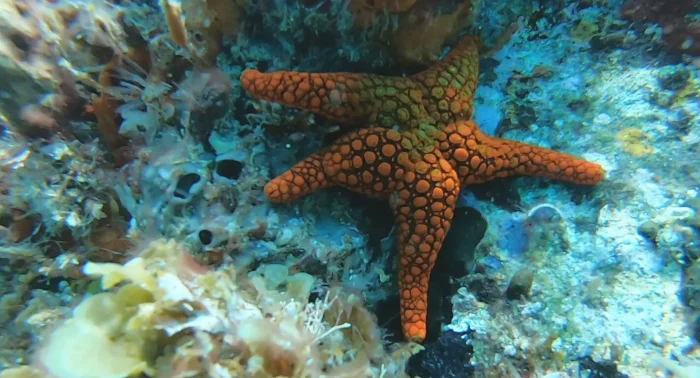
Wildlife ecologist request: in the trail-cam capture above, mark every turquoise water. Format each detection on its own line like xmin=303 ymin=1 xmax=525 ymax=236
xmin=0 ymin=0 xmax=699 ymax=377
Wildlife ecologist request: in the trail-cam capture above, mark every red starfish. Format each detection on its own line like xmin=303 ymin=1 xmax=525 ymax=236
xmin=241 ymin=36 xmax=604 ymax=342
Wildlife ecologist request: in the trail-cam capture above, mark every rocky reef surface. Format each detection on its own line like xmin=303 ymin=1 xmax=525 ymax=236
xmin=0 ymin=1 xmax=699 ymax=377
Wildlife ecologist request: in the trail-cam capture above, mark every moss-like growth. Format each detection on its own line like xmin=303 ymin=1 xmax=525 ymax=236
xmin=25 ymin=239 xmax=418 ymax=378
xmin=37 ymin=285 xmax=158 ymax=378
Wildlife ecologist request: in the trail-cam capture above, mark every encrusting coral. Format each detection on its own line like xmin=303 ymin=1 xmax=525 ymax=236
xmin=347 ymin=0 xmax=417 ymax=30
xmin=0 ymin=0 xmax=128 ymax=136
xmin=241 ymin=35 xmax=605 ymax=342
xmin=389 ymin=0 xmax=481 ymax=65
xmin=620 ymin=0 xmax=700 ymax=55
xmin=7 ymin=238 xmax=420 ymax=378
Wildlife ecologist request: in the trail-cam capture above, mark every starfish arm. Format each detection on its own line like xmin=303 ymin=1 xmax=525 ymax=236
xmin=442 ymin=121 xmax=605 ymax=186
xmin=411 ymin=36 xmax=481 ymax=125
xmin=390 ymin=151 xmax=460 ymax=342
xmin=241 ymin=69 xmax=372 ymax=123
xmin=264 ymin=152 xmax=331 ymax=203
xmin=264 ymin=127 xmax=416 ymax=203
xmin=265 ymin=127 xmax=460 ymax=342
xmin=241 ymin=69 xmax=428 ymax=128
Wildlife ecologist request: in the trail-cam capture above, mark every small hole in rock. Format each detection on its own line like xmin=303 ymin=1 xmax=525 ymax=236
xmin=199 ymin=229 xmax=213 ymax=245
xmin=28 ymin=275 xmax=65 ymax=292
xmin=216 ymin=159 xmax=243 ymax=180
xmin=9 ymin=33 xmax=31 ymax=56
xmin=0 ymin=213 xmax=13 ymax=227
xmin=237 ymin=129 xmax=253 ymax=138
xmin=174 ymin=173 xmax=201 ymax=199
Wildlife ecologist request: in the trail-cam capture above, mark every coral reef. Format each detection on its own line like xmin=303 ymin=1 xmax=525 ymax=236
xmin=620 ymin=0 xmax=700 ymax=55
xmin=0 ymin=0 xmax=700 ymax=377
xmin=3 ymin=239 xmax=420 ymax=378
xmin=347 ymin=0 xmax=417 ymax=30
xmin=389 ymin=0 xmax=482 ymax=65
xmin=0 ymin=0 xmax=127 ymax=135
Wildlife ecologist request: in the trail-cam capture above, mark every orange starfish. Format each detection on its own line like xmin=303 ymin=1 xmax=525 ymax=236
xmin=241 ymin=36 xmax=604 ymax=342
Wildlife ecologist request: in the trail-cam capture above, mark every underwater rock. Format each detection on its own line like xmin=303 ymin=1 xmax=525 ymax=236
xmin=523 ymin=203 xmax=570 ymax=256
xmin=498 ymin=216 xmax=530 ymax=257
xmin=140 ymin=157 xmax=208 ymax=208
xmin=172 ymin=68 xmax=232 ymax=151
xmin=0 ymin=0 xmax=128 ymax=137
xmin=468 ymin=179 xmax=522 ymax=211
xmin=407 ymin=330 xmax=475 ymax=378
xmin=590 ymin=34 xmax=626 ymax=51
xmin=439 ymin=206 xmax=488 ymax=276
xmin=0 ymin=366 xmax=42 ymax=378
xmin=37 ymin=285 xmax=154 ymax=378
xmin=657 ymin=65 xmax=691 ymax=91
xmin=505 ymin=268 xmax=534 ymax=300
xmin=35 ymin=239 xmax=418 ymax=377
xmin=389 ymin=0 xmax=479 ymax=65
xmin=577 ymin=356 xmax=629 ymax=378
xmin=637 ymin=220 xmax=659 ymax=242
xmin=496 ymin=102 xmax=537 ymax=136
xmin=498 ymin=204 xmax=570 ymax=260
xmin=0 ymin=208 xmax=37 ymax=244
xmin=621 ymin=0 xmax=700 ymax=55
xmin=347 ymin=0 xmax=417 ymax=30
xmin=682 ymin=261 xmax=700 ymax=342
xmin=653 ymin=206 xmax=699 ymax=264
xmin=3 ymin=0 xmax=700 ymax=376
xmin=527 ymin=203 xmax=564 ymax=223
xmin=179 ymin=0 xmax=246 ymax=65
xmin=173 ymin=172 xmax=203 ymax=202
xmin=423 ymin=206 xmax=488 ymax=339
xmin=684 ymin=197 xmax=700 ymax=230
xmin=198 ymin=229 xmax=213 ymax=245
xmin=479 ymin=57 xmax=500 ymax=85
xmin=347 ymin=193 xmax=394 ymax=260
xmin=649 ymin=356 xmax=700 ymax=378
xmin=465 ymin=274 xmax=502 ymax=304
xmin=215 ymin=158 xmax=244 ymax=181
xmin=212 ymin=150 xmax=247 ymax=186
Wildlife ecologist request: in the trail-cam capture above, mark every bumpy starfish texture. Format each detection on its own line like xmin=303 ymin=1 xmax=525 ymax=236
xmin=241 ymin=36 xmax=604 ymax=343
xmin=241 ymin=36 xmax=479 ymax=130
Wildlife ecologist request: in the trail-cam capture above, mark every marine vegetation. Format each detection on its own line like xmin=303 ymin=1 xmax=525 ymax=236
xmin=0 ymin=0 xmax=699 ymax=378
